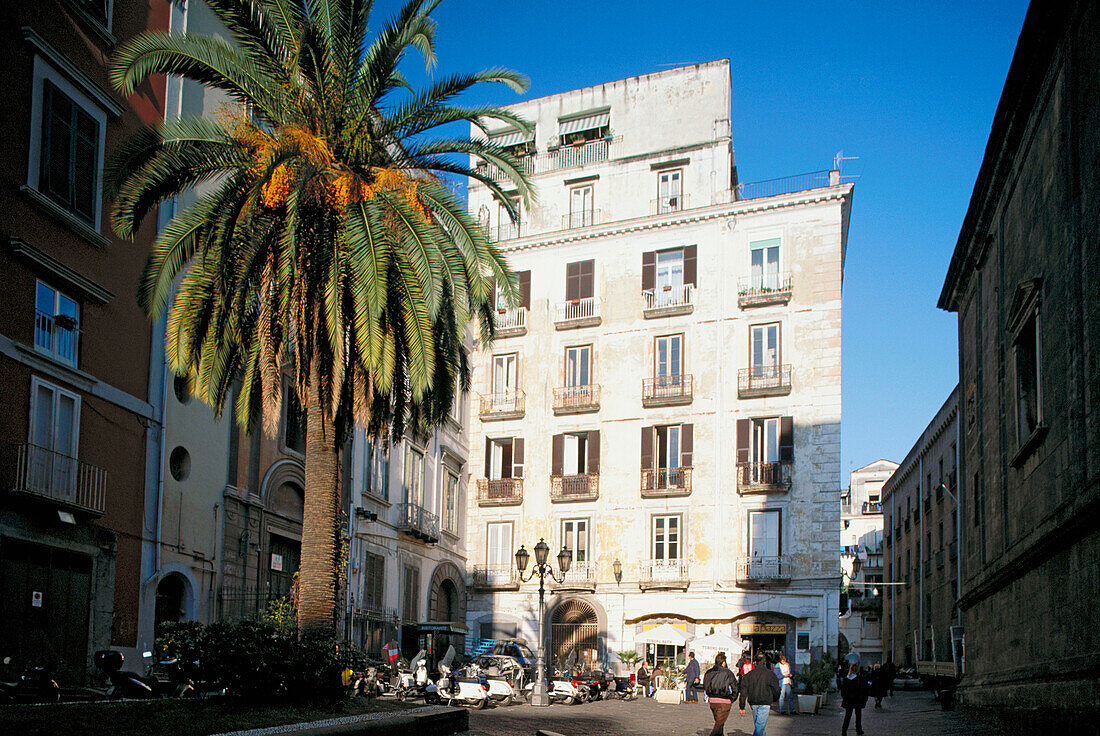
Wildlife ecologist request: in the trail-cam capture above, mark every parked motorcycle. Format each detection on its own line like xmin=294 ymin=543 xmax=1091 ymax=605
xmin=93 ymin=650 xmax=193 ymax=699
xmin=524 ymin=674 xmax=582 ymax=705
xmin=0 ymin=657 xmax=60 ymax=704
xmin=468 ymin=655 xmax=524 ymax=706
xmin=606 ymin=675 xmax=637 ymax=700
xmin=393 ymin=650 xmax=440 ymax=704
xmin=437 ymin=646 xmax=488 ymax=709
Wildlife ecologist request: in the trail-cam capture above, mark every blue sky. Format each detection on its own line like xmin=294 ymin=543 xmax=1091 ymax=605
xmin=387 ymin=0 xmax=1030 ymax=480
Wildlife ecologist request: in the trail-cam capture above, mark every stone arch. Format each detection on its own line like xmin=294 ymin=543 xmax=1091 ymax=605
xmin=154 ymin=563 xmax=201 ymax=622
xmin=154 ymin=572 xmax=194 ymax=628
xmin=548 ymin=596 xmax=607 ymax=669
xmin=426 ymin=560 xmax=467 ymax=623
xmin=260 ymin=459 xmax=306 ymax=519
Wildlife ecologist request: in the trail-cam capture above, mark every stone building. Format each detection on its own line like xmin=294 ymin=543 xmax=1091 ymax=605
xmin=0 ymin=0 xmax=169 ymax=682
xmin=937 ymin=0 xmax=1100 ymax=711
xmin=840 ymin=459 xmax=897 ymax=666
xmin=881 ymin=388 xmax=959 ymax=671
xmin=463 ymin=61 xmax=850 ymax=671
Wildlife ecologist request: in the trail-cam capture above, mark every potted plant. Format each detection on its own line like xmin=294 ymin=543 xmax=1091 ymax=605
xmin=796 ymin=654 xmax=836 ymax=714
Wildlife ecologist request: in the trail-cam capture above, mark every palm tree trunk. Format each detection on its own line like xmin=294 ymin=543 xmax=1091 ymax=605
xmin=298 ymin=352 xmax=339 ymax=631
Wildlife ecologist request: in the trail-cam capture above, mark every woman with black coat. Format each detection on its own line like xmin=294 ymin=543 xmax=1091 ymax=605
xmin=839 ymin=662 xmax=870 ymax=736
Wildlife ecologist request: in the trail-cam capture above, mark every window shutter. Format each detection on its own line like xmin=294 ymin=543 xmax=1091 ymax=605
xmin=735 ymin=419 xmax=750 ymax=463
xmin=489 ymin=276 xmax=497 ymax=308
xmin=565 ymin=261 xmax=579 ymax=301
xmin=587 ymin=430 xmax=600 ymax=474
xmin=579 ymin=259 xmax=595 ymax=300
xmin=683 ymin=245 xmax=697 ymax=287
xmin=779 ymin=416 xmax=794 ymax=463
xmin=681 ymin=424 xmax=693 ymax=467
xmin=552 ymin=434 xmax=564 ymax=476
xmin=519 ymin=270 xmax=531 ymax=309
xmin=501 ymin=441 xmax=513 ymax=479
xmin=484 ymin=437 xmax=492 ymax=478
xmin=641 ymin=426 xmax=653 ymax=470
xmin=512 ymin=438 xmax=524 ymax=478
xmin=641 ymin=251 xmax=656 ymax=292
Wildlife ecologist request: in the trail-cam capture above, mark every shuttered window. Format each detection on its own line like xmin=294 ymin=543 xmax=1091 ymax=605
xmin=565 ymin=259 xmax=595 ymax=301
xmin=642 ymin=246 xmax=697 ymax=291
xmin=363 ymin=552 xmax=385 ymax=610
xmin=552 ymin=430 xmax=600 ymax=475
xmin=736 ymin=417 xmax=794 ymax=463
xmin=641 ymin=424 xmax=693 ymax=469
xmin=485 ymin=437 xmax=524 ymax=479
xmin=402 ymin=564 xmax=420 ymax=622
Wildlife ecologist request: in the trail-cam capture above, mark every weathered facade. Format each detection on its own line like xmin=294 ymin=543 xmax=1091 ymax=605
xmin=463 ymin=61 xmax=849 ymax=671
xmin=0 ymin=0 xmax=168 ymax=682
xmin=938 ymin=0 xmax=1100 ymax=712
xmin=840 ymin=459 xmax=897 ymax=666
xmin=881 ymin=388 xmax=960 ymax=674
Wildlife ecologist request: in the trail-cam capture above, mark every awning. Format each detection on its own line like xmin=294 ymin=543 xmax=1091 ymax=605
xmin=558 ymin=110 xmax=610 ymax=136
xmin=417 ymin=620 xmax=470 ymax=635
xmin=488 ymin=129 xmax=534 ymax=148
xmin=690 ymin=632 xmax=740 ymax=652
xmin=636 ymin=623 xmax=692 ymax=646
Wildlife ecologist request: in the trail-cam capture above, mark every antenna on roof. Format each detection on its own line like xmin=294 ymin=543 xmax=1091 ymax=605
xmin=834 ymin=150 xmax=861 ymax=181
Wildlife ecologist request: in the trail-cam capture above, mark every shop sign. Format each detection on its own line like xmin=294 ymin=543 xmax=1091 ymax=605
xmin=271 ymin=553 xmax=284 ymax=572
xmin=738 ymin=623 xmax=787 ymax=635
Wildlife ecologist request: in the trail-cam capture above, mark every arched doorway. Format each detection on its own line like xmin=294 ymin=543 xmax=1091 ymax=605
xmin=550 ymin=599 xmax=598 ymax=669
xmin=154 ymin=573 xmax=188 ymax=629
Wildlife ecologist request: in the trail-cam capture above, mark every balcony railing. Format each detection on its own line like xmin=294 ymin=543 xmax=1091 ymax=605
xmin=737 ymin=364 xmax=792 ymax=398
xmin=470 ymin=564 xmax=520 ymax=590
xmin=642 ymin=284 xmax=695 ymax=316
xmin=550 ymin=473 xmax=599 ymax=502
xmin=476 ymin=477 xmax=523 ymax=506
xmin=546 ymin=138 xmax=611 ymax=170
xmin=495 ymin=220 xmax=525 ymax=241
xmin=735 ymin=555 xmax=793 ymax=586
xmin=35 ymin=310 xmax=80 ymax=366
xmin=737 ymin=273 xmax=793 ymax=308
xmin=561 ymin=209 xmax=604 ymax=230
xmin=552 ymin=384 xmax=600 ymax=414
xmin=640 ymin=467 xmax=692 ymax=498
xmin=642 ymin=375 xmax=693 ymax=407
xmin=479 ymin=391 xmax=525 ymax=420
xmin=3 ymin=443 xmax=106 ymax=516
xmin=474 ymin=156 xmax=534 ymax=182
xmin=735 ymin=170 xmax=833 ymax=201
xmin=554 ymin=297 xmax=601 ymax=328
xmin=736 ymin=461 xmax=791 ymax=494
xmin=639 ymin=559 xmax=690 ymax=590
xmin=652 ymin=193 xmax=688 ymax=215
xmin=551 ymin=561 xmax=597 ymax=591
xmin=395 ymin=503 xmax=439 ymax=543
xmin=492 ymin=306 xmax=527 ymax=337
xmin=862 ymin=502 xmax=883 ymax=514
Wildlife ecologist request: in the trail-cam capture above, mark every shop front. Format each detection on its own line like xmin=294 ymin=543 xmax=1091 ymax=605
xmin=416 ymin=620 xmax=469 ymax=672
xmin=737 ymin=620 xmax=793 ymax=661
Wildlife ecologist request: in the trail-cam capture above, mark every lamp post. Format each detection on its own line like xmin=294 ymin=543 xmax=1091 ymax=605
xmin=515 ymin=538 xmax=571 ymax=707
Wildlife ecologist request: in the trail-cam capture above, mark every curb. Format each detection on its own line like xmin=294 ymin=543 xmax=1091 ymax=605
xmin=209 ymin=705 xmax=468 ymax=736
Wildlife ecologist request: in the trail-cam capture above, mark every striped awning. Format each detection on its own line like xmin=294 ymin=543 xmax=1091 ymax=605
xmin=488 ymin=128 xmax=534 ymax=148
xmin=558 ymin=110 xmax=610 ymax=135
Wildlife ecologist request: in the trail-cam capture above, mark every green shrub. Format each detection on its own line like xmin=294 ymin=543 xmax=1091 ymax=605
xmin=798 ymin=653 xmax=837 ymax=694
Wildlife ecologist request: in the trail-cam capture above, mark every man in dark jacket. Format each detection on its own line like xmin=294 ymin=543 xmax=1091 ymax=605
xmin=683 ymin=651 xmax=701 ymax=703
xmin=840 ymin=662 xmax=871 ymax=736
xmin=738 ymin=653 xmax=781 ymax=736
xmin=702 ymin=652 xmax=737 ymax=736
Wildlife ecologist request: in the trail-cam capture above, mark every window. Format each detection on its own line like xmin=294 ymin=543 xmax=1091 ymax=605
xmin=752 ymin=418 xmax=780 ymax=465
xmin=1013 ymin=311 xmax=1041 ymax=446
xmin=497 ymin=195 xmax=521 ymax=240
xmin=363 ymin=552 xmax=385 ymax=610
xmin=559 ymin=110 xmax=609 ymax=145
xmin=749 ymin=238 xmax=781 ymax=291
xmin=569 ymin=185 xmax=594 ymax=228
xmin=642 ymin=246 xmax=697 ymax=309
xmin=34 ymin=281 xmax=80 ymax=366
xmin=561 ymin=518 xmax=589 ymax=563
xmin=492 ymin=353 xmax=517 ymax=405
xmin=656 ymin=425 xmax=682 ymax=470
xmin=39 ymin=80 xmax=100 ymax=224
xmin=748 ymin=510 xmax=781 ymax=559
xmin=448 ymin=379 xmax=464 ymax=427
xmin=486 ymin=521 xmax=513 ymax=570
xmin=641 ymin=424 xmax=693 ymax=490
xmin=657 ymin=169 xmax=682 ymax=213
xmin=654 ymin=334 xmax=683 ymax=384
xmin=363 ymin=438 xmax=389 ymax=500
xmin=565 ymin=346 xmax=591 ymax=388
xmin=282 ymin=384 xmax=306 ymax=455
xmin=486 ymin=437 xmax=523 ymax=479
xmin=652 ymin=515 xmax=681 ymax=560
xmin=442 ymin=470 xmax=458 ymax=533
xmin=750 ymin=323 xmax=781 ymax=376
xmin=403 ymin=446 xmax=424 ymax=506
xmin=402 ymin=565 xmax=420 ymax=622
xmin=564 ymin=259 xmax=595 ymax=302
xmin=29 ymin=378 xmax=81 ymax=493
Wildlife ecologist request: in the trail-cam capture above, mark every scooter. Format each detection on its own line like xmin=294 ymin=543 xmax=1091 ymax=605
xmin=93 ymin=650 xmax=193 ymax=699
xmin=394 ymin=651 xmax=440 ymax=704
xmin=469 ymin=659 xmax=523 ymax=706
xmin=524 ymin=674 xmax=582 ymax=705
xmin=436 ymin=646 xmax=489 ymax=709
xmin=606 ymin=675 xmax=637 ymax=700
xmin=0 ymin=657 xmax=60 ymax=704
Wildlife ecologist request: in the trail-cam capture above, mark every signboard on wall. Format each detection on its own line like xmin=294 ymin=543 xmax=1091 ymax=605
xmin=271 ymin=553 xmax=284 ymax=572
xmin=738 ymin=623 xmax=787 ymax=635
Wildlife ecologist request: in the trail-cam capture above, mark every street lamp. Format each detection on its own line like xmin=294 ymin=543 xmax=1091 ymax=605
xmin=612 ymin=558 xmax=622 ymax=584
xmin=515 ymin=538 xmax=571 ymax=707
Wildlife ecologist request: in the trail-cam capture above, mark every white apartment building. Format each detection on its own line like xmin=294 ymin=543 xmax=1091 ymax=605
xmin=463 ymin=60 xmax=851 ymax=672
xmin=840 ymin=459 xmax=897 ymax=666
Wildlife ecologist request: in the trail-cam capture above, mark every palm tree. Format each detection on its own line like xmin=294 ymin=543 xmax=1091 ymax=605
xmin=106 ymin=0 xmax=533 ymax=631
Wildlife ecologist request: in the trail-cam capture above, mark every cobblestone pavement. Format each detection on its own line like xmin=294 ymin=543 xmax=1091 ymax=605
xmin=466 ymin=690 xmax=1018 ymax=736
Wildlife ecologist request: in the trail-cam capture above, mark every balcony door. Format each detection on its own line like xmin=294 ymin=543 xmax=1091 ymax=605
xmin=654 ymin=249 xmax=684 ymax=305
xmin=750 ymin=323 xmax=780 ymax=378
xmin=562 ymin=433 xmax=589 ymax=476
xmin=748 ymin=510 xmax=781 ymax=571
xmin=486 ymin=521 xmax=513 ymax=583
xmin=492 ymin=353 xmax=517 ymax=408
xmin=652 ymin=515 xmax=681 ymax=578
xmin=750 ymin=238 xmax=781 ymax=290
xmin=29 ymin=378 xmax=80 ymax=498
xmin=657 ymin=169 xmax=682 ymax=213
xmin=561 ymin=518 xmax=589 ymax=564
xmin=565 ymin=346 xmax=590 ymax=388
xmin=569 ymin=185 xmax=593 ymax=228
xmin=655 ymin=335 xmax=682 ymax=387
xmin=403 ymin=446 xmax=424 ymax=507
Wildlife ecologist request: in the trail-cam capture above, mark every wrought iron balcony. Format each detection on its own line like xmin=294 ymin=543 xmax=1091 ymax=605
xmin=642 ymin=284 xmax=695 ymax=317
xmin=736 ymin=461 xmax=791 ymax=494
xmin=862 ymin=501 xmax=883 ymax=514
xmin=476 ymin=477 xmax=523 ymax=506
xmin=551 ymin=561 xmax=597 ymax=592
xmin=548 ymin=138 xmax=610 ymax=170
xmin=642 ymin=375 xmax=693 ymax=407
xmin=652 ymin=193 xmax=689 ymax=215
xmin=35 ymin=310 xmax=80 ymax=366
xmin=639 ymin=559 xmax=690 ymax=591
xmin=561 ymin=209 xmax=605 ymax=230
xmin=471 ymin=564 xmax=520 ymax=591
xmin=554 ymin=297 xmax=601 ymax=329
xmin=553 ymin=384 xmax=600 ymax=414
xmin=640 ymin=467 xmax=692 ymax=498
xmin=735 ymin=170 xmax=833 ymax=201
xmin=494 ymin=220 xmax=525 ymax=241
xmin=474 ymin=156 xmax=534 ymax=182
xmin=734 ymin=555 xmax=793 ymax=586
xmin=737 ymin=273 xmax=793 ymax=308
xmin=737 ymin=364 xmax=792 ymax=398
xmin=479 ymin=391 xmax=525 ymax=420
xmin=493 ymin=306 xmax=527 ymax=337
xmin=550 ymin=473 xmax=599 ymax=502
xmin=395 ymin=503 xmax=439 ymax=543
xmin=3 ymin=443 xmax=106 ymax=516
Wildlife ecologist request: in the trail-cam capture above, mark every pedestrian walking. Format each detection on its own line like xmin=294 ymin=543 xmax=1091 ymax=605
xmin=881 ymin=656 xmax=897 ymax=697
xmin=776 ymin=654 xmax=793 ymax=714
xmin=683 ymin=651 xmax=701 ymax=703
xmin=840 ymin=661 xmax=871 ymax=736
xmin=637 ymin=660 xmax=652 ymax=697
xmin=702 ymin=652 xmax=738 ymax=736
xmin=735 ymin=652 xmax=753 ymax=681
xmin=870 ymin=663 xmax=888 ymax=708
xmin=738 ymin=652 xmax=781 ymax=736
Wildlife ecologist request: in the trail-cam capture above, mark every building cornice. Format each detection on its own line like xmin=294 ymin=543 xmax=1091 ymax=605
xmin=22 ymin=26 xmax=125 ymax=117
xmin=8 ymin=238 xmax=115 ymax=304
